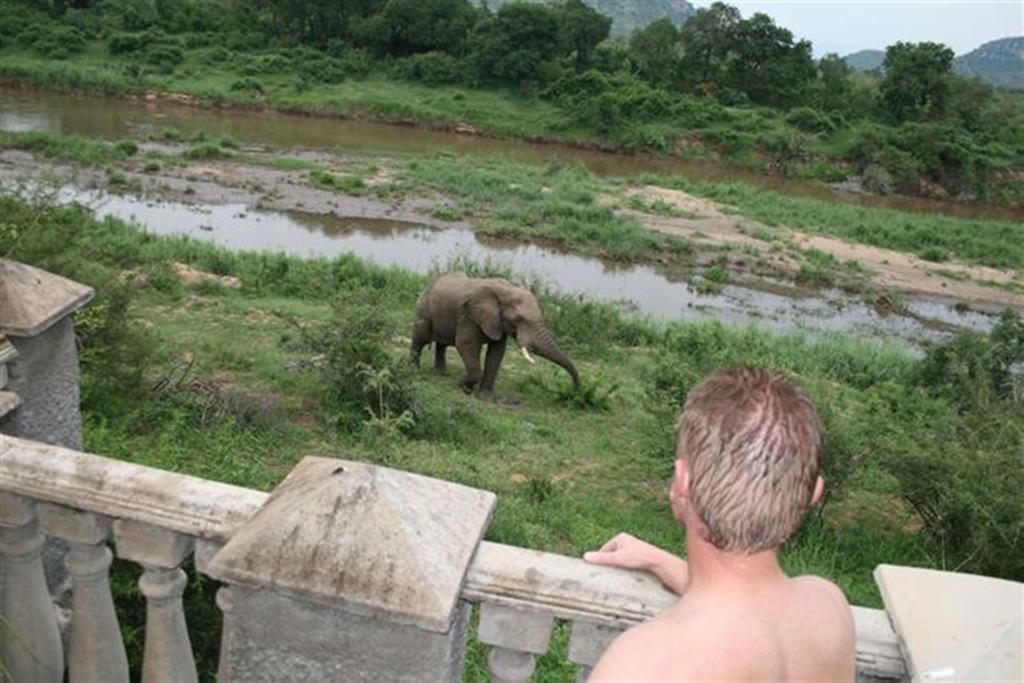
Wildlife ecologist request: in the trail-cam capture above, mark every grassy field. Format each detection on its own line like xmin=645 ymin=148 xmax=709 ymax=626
xmin=2 ymin=184 xmax=1021 ymax=678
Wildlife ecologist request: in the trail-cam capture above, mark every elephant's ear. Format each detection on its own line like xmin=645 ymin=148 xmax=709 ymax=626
xmin=465 ymin=289 xmax=503 ymax=341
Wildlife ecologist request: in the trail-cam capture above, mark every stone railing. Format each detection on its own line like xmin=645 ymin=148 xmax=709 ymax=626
xmin=0 ymin=434 xmax=908 ymax=682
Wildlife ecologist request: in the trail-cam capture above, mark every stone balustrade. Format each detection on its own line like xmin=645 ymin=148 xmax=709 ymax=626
xmin=0 ymin=433 xmax=909 ymax=682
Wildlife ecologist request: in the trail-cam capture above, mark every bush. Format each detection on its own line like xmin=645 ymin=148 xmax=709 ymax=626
xmin=0 ymin=191 xmax=152 ymax=415
xmin=229 ymin=77 xmax=264 ymax=94
xmin=144 ymin=45 xmax=185 ymax=74
xmin=785 ymin=106 xmax=835 ymax=134
xmin=304 ymin=294 xmax=418 ymax=433
xmin=915 ymin=309 xmax=1024 ymax=408
xmin=239 ymin=53 xmax=290 ymax=76
xmin=108 ymin=32 xmax=147 ymax=55
xmin=116 ymin=139 xmax=139 ymax=156
xmin=392 ymin=52 xmax=464 ymax=85
xmin=23 ymin=25 xmax=87 ymax=60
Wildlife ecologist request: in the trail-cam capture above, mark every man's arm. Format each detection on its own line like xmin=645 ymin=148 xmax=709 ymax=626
xmin=583 ymin=533 xmax=689 ymax=595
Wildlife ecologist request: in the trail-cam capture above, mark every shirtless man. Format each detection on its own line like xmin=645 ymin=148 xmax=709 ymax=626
xmin=584 ymin=369 xmax=856 ymax=682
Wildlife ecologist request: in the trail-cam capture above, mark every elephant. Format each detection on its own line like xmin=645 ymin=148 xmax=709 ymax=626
xmin=410 ymin=272 xmax=580 ymax=394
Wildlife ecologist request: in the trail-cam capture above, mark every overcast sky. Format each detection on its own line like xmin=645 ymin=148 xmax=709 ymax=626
xmin=689 ymin=1 xmax=1024 ymax=57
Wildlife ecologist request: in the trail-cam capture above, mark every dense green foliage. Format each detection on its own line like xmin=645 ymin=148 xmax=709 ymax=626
xmin=2 ymin=0 xmax=1022 ymax=203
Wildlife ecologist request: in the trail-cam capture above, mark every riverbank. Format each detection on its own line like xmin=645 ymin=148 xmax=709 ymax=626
xmin=2 ymin=44 xmax=1022 ymax=208
xmin=3 ymin=186 xmax=1021 ymax=677
xmin=2 ymin=129 xmax=1021 ymax=317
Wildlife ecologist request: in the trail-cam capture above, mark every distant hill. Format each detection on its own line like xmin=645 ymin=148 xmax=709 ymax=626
xmin=954 ymin=36 xmax=1024 ymax=90
xmin=843 ymin=49 xmax=885 ymax=72
xmin=844 ymin=37 xmax=1024 ymax=90
xmin=482 ymin=0 xmax=695 ymax=35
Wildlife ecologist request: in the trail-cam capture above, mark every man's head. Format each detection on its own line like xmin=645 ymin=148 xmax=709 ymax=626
xmin=670 ymin=368 xmax=824 ymax=553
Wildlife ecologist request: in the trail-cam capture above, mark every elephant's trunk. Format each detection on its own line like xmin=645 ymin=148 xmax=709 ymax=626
xmin=532 ymin=326 xmax=580 ymax=387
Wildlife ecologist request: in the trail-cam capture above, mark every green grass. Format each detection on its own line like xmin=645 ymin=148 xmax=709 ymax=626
xmin=5 ymin=188 xmax=1021 ymax=679
xmin=644 ymin=175 xmax=1024 ymax=271
xmin=397 ymin=154 xmax=670 ymax=261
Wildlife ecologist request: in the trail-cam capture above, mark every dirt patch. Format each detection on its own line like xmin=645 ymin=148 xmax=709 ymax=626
xmin=625 ymin=185 xmax=1023 ymax=311
xmin=626 ymin=185 xmax=727 ymax=218
xmin=172 ymin=262 xmax=242 ymax=288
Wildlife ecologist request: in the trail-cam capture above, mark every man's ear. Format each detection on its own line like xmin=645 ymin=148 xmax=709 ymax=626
xmin=671 ymin=458 xmax=690 ymax=499
xmin=811 ymin=475 xmax=825 ymax=506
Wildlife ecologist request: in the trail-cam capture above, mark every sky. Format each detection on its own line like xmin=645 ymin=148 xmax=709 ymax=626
xmin=689 ymin=1 xmax=1024 ymax=57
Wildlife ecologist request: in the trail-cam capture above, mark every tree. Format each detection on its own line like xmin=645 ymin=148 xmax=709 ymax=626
xmin=724 ymin=13 xmax=815 ymax=106
xmin=559 ymin=0 xmax=612 ymax=73
xmin=370 ymin=0 xmax=479 ymax=56
xmin=814 ymin=53 xmax=854 ymax=112
xmin=879 ymin=41 xmax=955 ymax=122
xmin=628 ymin=18 xmax=681 ymax=88
xmin=469 ymin=2 xmax=565 ymax=84
xmin=678 ymin=1 xmax=740 ymax=86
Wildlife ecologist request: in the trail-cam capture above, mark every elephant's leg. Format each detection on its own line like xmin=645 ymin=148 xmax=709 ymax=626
xmin=455 ymin=320 xmax=484 ymax=393
xmin=410 ymin=318 xmax=432 ymax=368
xmin=434 ymin=343 xmax=448 ymax=375
xmin=479 ymin=335 xmax=507 ymax=394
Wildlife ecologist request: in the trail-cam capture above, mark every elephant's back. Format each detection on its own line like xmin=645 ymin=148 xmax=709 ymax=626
xmin=416 ymin=272 xmax=469 ymax=317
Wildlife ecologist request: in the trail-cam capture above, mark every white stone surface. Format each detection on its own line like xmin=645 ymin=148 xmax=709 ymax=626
xmin=0 ymin=516 xmax=63 ymax=682
xmin=876 ymin=564 xmax=1023 ymax=682
xmin=207 ymin=456 xmax=495 ymax=632
xmin=0 ymin=258 xmax=94 ymax=337
xmin=0 ymin=433 xmax=267 ymax=541
xmin=478 ymin=602 xmax=555 ymax=653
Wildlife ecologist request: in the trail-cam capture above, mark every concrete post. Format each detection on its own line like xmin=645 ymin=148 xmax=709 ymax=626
xmin=206 ymin=456 xmax=496 ymax=682
xmin=0 ymin=258 xmax=94 ymax=656
xmin=0 ymin=258 xmax=94 ymax=449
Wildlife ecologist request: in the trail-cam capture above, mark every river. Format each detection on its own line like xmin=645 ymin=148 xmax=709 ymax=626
xmin=53 ymin=187 xmax=994 ymax=349
xmin=2 ymin=87 xmax=1020 ymax=222
xmin=0 ymin=87 xmax=1010 ymax=348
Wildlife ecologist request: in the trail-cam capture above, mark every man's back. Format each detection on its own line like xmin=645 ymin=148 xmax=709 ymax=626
xmin=590 ymin=574 xmax=855 ymax=681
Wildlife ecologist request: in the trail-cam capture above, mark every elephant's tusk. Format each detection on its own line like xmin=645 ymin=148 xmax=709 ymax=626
xmin=521 ymin=346 xmax=537 ymax=365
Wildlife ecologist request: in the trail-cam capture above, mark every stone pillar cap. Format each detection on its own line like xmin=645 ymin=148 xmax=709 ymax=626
xmin=875 ymin=564 xmax=1023 ymax=682
xmin=207 ymin=456 xmax=496 ymax=633
xmin=0 ymin=259 xmax=94 ymax=337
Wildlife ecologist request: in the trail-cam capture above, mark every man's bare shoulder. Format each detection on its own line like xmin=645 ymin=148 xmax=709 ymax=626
xmin=791 ymin=575 xmax=856 ymax=625
xmin=587 ymin=610 xmax=763 ymax=682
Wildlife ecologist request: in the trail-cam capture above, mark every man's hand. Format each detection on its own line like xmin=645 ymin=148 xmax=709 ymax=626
xmin=584 ymin=533 xmax=690 ymax=595
xmin=584 ymin=533 xmax=664 ymax=571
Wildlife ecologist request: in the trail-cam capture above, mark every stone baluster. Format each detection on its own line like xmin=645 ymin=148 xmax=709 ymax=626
xmin=0 ymin=493 xmax=63 ymax=682
xmin=114 ymin=519 xmax=197 ymax=683
xmin=568 ymin=620 xmax=625 ymax=682
xmin=37 ymin=503 xmax=129 ymax=683
xmin=478 ymin=602 xmax=556 ymax=683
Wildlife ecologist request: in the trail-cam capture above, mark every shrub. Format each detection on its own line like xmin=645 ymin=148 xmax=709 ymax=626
xmin=915 ymin=309 xmax=1024 ymax=408
xmin=297 ymin=52 xmax=348 ymax=84
xmin=108 ymin=32 xmax=147 ymax=55
xmin=25 ymin=25 xmax=87 ymax=60
xmin=785 ymin=106 xmax=835 ymax=134
xmin=185 ymin=143 xmax=231 ymax=160
xmin=229 ymin=77 xmax=264 ymax=94
xmin=202 ymin=46 xmax=232 ymax=64
xmin=239 ymin=54 xmax=290 ymax=76
xmin=392 ymin=52 xmax=464 ymax=85
xmin=144 ymin=45 xmax=185 ymax=74
xmin=303 ymin=294 xmax=418 ymax=433
xmin=116 ymin=139 xmax=139 ymax=156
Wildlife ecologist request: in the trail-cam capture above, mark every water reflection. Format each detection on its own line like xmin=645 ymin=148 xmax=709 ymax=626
xmin=62 ymin=188 xmax=992 ymax=347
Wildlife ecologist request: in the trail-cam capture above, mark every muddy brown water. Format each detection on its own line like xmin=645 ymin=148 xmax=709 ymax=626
xmin=57 ymin=187 xmax=995 ymax=349
xmin=2 ymin=88 xmax=1020 ymax=222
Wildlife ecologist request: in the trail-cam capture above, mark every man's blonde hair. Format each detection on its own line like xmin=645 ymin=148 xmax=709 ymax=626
xmin=677 ymin=368 xmax=823 ymax=553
